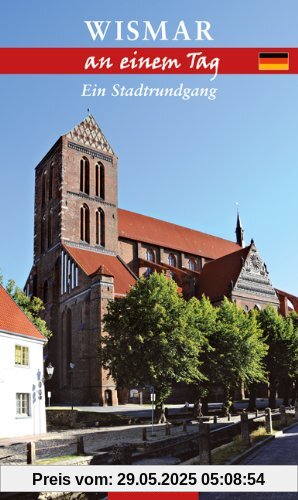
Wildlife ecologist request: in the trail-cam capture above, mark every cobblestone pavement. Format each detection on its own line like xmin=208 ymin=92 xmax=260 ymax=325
xmin=0 ymin=422 xmax=198 ymax=464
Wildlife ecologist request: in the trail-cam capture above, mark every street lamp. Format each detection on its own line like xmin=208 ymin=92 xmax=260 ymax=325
xmin=46 ymin=362 xmax=54 ymax=380
xmin=150 ymin=392 xmax=156 ymax=436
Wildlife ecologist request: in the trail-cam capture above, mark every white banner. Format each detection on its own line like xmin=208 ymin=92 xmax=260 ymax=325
xmin=0 ymin=465 xmax=297 ymax=493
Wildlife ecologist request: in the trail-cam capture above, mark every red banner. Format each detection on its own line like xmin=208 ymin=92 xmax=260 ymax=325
xmin=0 ymin=47 xmax=297 ymax=74
xmin=108 ymin=494 xmax=199 ymax=499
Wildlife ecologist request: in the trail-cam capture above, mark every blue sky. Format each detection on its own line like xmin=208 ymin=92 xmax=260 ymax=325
xmin=0 ymin=0 xmax=297 ymax=295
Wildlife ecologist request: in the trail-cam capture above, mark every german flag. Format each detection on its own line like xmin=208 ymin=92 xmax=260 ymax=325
xmin=259 ymin=52 xmax=289 ymax=71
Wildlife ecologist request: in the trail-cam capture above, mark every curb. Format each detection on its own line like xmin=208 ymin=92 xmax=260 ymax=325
xmin=228 ymin=420 xmax=298 ymax=464
xmin=227 ymin=434 xmax=275 ymax=464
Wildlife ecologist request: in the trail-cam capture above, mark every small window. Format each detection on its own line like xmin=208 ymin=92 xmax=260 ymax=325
xmin=168 ymin=254 xmax=176 ymax=267
xmin=146 ymin=248 xmax=155 ymax=262
xmin=188 ymin=259 xmax=195 ymax=271
xmin=16 ymin=393 xmax=30 ymax=417
xmin=15 ymin=345 xmax=29 ymax=366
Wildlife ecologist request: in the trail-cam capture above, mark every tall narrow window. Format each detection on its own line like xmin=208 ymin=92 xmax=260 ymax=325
xmin=80 ymin=157 xmax=90 ymax=195
xmin=41 ymin=216 xmax=46 ymax=253
xmin=100 ymin=163 xmax=105 ymax=199
xmin=66 ymin=308 xmax=72 ymax=385
xmin=95 ymin=163 xmax=105 ymax=199
xmin=168 ymin=254 xmax=176 ymax=267
xmin=41 ymin=172 xmax=46 ymax=207
xmin=80 ymin=204 xmax=90 ymax=243
xmin=49 ymin=163 xmax=53 ymax=200
xmin=96 ymin=208 xmax=105 ymax=246
xmin=47 ymin=210 xmax=53 ymax=247
xmin=95 ymin=164 xmax=99 ymax=197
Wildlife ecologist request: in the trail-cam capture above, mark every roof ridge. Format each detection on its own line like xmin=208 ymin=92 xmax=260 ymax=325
xmin=118 ymin=208 xmax=238 ymax=246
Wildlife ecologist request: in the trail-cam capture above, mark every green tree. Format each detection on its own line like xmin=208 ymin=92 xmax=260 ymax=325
xmin=258 ymin=307 xmax=298 ymax=408
xmin=101 ymin=272 xmax=207 ymax=403
xmin=207 ymin=299 xmax=267 ymax=406
xmin=1 ymin=276 xmax=52 ymax=339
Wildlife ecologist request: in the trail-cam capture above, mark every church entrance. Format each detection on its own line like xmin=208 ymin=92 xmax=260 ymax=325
xmin=104 ymin=389 xmax=113 ymax=406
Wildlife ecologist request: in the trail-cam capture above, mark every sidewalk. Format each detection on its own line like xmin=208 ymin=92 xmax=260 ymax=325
xmin=201 ymin=423 xmax=298 ymax=500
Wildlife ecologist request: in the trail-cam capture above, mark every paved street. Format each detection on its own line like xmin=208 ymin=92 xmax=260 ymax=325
xmin=201 ymin=423 xmax=298 ymax=500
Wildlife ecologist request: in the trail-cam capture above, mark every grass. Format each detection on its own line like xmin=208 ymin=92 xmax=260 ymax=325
xmin=211 ymin=426 xmax=273 ymax=465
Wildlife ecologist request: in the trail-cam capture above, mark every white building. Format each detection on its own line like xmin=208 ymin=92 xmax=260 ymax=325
xmin=0 ymin=285 xmax=47 ymax=438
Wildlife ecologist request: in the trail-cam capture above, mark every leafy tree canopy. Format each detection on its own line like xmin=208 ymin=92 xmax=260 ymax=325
xmin=207 ymin=298 xmax=268 ymax=399
xmin=101 ymin=272 xmax=208 ymax=403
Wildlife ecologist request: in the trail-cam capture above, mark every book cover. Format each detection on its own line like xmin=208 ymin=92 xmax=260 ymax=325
xmin=0 ymin=1 xmax=297 ymax=498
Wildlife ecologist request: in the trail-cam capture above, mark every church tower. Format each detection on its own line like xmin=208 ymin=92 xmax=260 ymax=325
xmin=26 ymin=115 xmax=122 ymax=406
xmin=33 ymin=114 xmax=118 ymax=260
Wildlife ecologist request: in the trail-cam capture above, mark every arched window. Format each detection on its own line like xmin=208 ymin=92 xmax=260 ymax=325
xmin=146 ymin=248 xmax=155 ymax=262
xmin=80 ymin=157 xmax=90 ymax=195
xmin=168 ymin=254 xmax=176 ymax=267
xmin=47 ymin=209 xmax=53 ymax=247
xmin=48 ymin=163 xmax=54 ymax=200
xmin=80 ymin=204 xmax=90 ymax=243
xmin=66 ymin=308 xmax=72 ymax=384
xmin=41 ymin=171 xmax=46 ymax=207
xmin=95 ymin=163 xmax=105 ymax=199
xmin=41 ymin=215 xmax=46 ymax=253
xmin=96 ymin=208 xmax=105 ymax=246
xmin=43 ymin=280 xmax=48 ymax=303
xmin=188 ymin=259 xmax=195 ymax=271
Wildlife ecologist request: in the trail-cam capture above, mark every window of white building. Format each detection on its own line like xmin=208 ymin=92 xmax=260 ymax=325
xmin=16 ymin=393 xmax=30 ymax=417
xmin=15 ymin=345 xmax=29 ymax=366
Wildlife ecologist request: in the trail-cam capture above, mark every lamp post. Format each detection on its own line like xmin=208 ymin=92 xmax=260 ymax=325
xmin=69 ymin=362 xmax=75 ymax=411
xmin=151 ymin=392 xmax=156 ymax=436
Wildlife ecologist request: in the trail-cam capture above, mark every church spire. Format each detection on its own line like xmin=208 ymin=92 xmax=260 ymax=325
xmin=235 ymin=210 xmax=245 ymax=248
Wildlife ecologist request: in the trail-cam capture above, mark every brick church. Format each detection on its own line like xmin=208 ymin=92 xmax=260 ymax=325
xmin=25 ymin=115 xmax=298 ymax=406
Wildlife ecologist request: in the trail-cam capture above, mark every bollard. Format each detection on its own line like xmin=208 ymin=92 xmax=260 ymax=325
xmin=198 ymin=423 xmax=211 ymax=465
xmin=165 ymin=422 xmax=171 ymax=436
xmin=76 ymin=436 xmax=85 ymax=455
xmin=255 ymin=409 xmax=259 ymax=418
xmin=182 ymin=420 xmax=187 ymax=433
xmin=27 ymin=441 xmax=36 ymax=464
xmin=142 ymin=427 xmax=147 ymax=441
xmin=213 ymin=415 xmax=218 ymax=424
xmin=240 ymin=412 xmax=251 ymax=446
xmin=228 ymin=413 xmax=231 ymax=422
xmin=280 ymin=405 xmax=287 ymax=427
xmin=295 ymin=402 xmax=298 ymax=421
xmin=265 ymin=407 xmax=273 ymax=434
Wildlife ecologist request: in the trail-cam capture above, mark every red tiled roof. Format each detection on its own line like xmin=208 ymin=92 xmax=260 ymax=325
xmin=0 ymin=285 xmax=46 ymax=340
xmin=197 ymin=245 xmax=251 ymax=301
xmin=118 ymin=209 xmax=240 ymax=260
xmin=64 ymin=245 xmax=136 ymax=296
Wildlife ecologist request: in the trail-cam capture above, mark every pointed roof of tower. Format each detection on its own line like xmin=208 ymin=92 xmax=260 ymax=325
xmin=66 ymin=114 xmax=114 ymax=155
xmin=236 ymin=211 xmax=243 ymax=232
